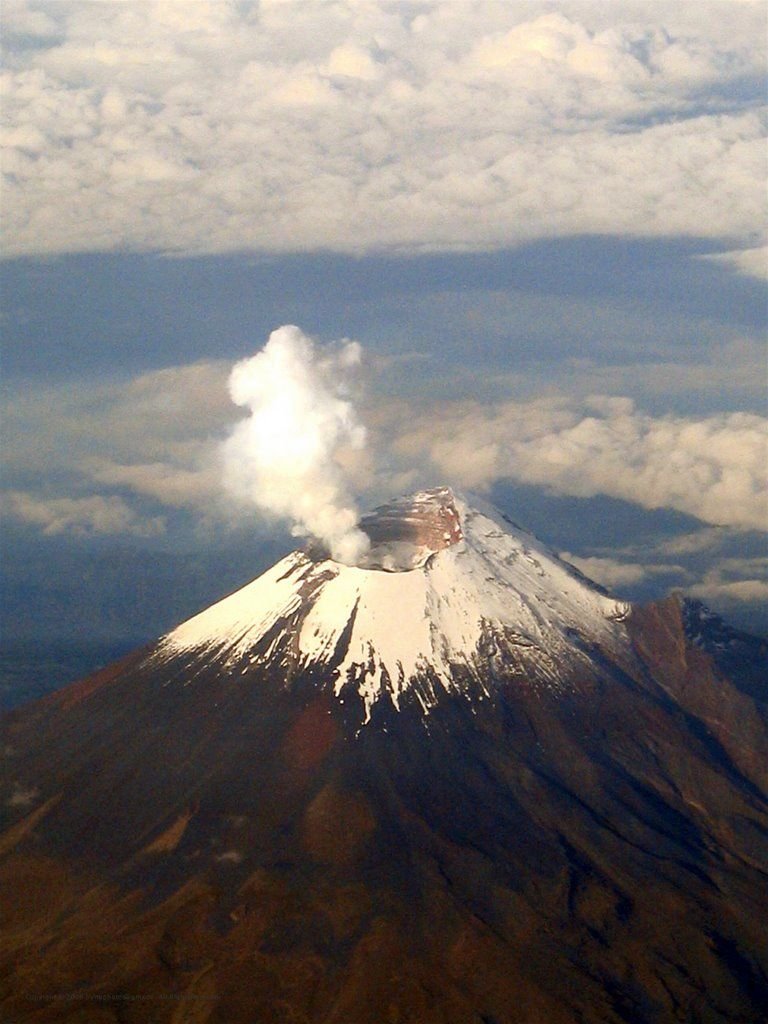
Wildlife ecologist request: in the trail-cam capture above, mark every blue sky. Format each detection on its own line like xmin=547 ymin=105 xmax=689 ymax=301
xmin=1 ymin=0 xmax=766 ymax=641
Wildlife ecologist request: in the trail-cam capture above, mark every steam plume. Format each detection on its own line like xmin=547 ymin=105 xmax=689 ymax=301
xmin=222 ymin=325 xmax=370 ymax=564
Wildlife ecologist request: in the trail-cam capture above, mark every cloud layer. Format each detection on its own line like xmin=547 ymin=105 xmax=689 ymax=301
xmin=1 ymin=361 xmax=232 ymax=539
xmin=2 ymin=1 xmax=765 ymax=262
xmin=1 ymin=490 xmax=164 ymax=538
xmin=4 ymin=365 xmax=766 ymax=536
xmin=385 ymin=396 xmax=768 ymax=530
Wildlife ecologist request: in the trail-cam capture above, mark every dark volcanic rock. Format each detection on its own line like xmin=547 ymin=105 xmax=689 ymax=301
xmin=1 ymin=492 xmax=766 ymax=1024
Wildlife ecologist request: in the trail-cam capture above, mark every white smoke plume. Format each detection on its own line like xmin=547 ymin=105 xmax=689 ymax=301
xmin=222 ymin=325 xmax=370 ymax=565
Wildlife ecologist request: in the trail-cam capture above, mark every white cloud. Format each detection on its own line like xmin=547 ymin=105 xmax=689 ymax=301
xmin=384 ymin=396 xmax=768 ymax=530
xmin=325 ymin=44 xmax=381 ymax=81
xmin=553 ymin=337 xmax=768 ymax=406
xmin=653 ymin=528 xmax=729 ymax=557
xmin=559 ymin=553 xmax=682 ymax=589
xmin=2 ymin=360 xmax=232 ymax=474
xmin=687 ymin=556 xmax=768 ymax=604
xmin=2 ymin=0 xmax=58 ymax=38
xmin=1 ymin=1 xmax=764 ymax=257
xmin=2 ymin=490 xmax=165 ymax=537
xmin=3 ymin=356 xmax=766 ymax=541
xmin=87 ymin=460 xmax=220 ymax=510
xmin=700 ymin=246 xmax=768 ymax=281
xmin=689 ymin=578 xmax=768 ymax=603
xmin=1 ymin=361 xmax=233 ymax=525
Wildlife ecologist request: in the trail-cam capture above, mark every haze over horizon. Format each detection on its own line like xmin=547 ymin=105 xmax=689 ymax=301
xmin=1 ymin=0 xmax=766 ymax=666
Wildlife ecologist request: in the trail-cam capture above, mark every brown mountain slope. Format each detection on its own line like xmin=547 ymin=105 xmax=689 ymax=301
xmin=0 ymin=592 xmax=766 ymax=1024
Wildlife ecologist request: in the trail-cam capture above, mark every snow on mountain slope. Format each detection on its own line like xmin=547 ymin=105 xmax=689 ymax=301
xmin=159 ymin=488 xmax=631 ymax=720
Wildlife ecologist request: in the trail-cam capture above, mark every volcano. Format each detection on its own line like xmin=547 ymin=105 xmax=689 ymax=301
xmin=1 ymin=488 xmax=767 ymax=1024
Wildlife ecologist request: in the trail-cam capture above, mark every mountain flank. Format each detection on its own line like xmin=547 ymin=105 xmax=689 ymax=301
xmin=1 ymin=489 xmax=766 ymax=1023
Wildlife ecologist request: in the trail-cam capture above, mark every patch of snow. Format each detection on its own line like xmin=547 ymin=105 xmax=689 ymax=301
xmin=158 ymin=551 xmax=308 ymax=659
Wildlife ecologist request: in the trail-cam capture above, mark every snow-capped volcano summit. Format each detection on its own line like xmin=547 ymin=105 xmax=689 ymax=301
xmin=160 ymin=488 xmax=630 ymax=722
xmin=2 ymin=489 xmax=766 ymax=1024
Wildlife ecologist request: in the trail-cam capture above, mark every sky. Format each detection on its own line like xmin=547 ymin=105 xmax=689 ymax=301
xmin=1 ymin=0 xmax=767 ymax=646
